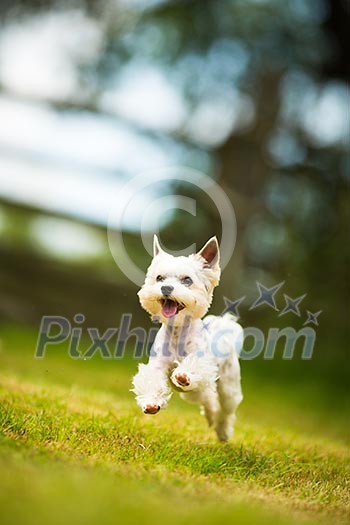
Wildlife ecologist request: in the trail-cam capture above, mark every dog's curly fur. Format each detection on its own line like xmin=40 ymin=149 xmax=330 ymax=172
xmin=131 ymin=235 xmax=243 ymax=441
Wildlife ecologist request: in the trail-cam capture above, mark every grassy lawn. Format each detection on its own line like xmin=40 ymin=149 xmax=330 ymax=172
xmin=0 ymin=326 xmax=349 ymax=525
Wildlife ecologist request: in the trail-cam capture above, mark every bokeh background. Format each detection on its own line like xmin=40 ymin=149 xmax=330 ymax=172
xmin=0 ymin=0 xmax=349 ymax=434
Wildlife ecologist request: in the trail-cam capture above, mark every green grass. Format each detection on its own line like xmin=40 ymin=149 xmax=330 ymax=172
xmin=0 ymin=326 xmax=349 ymax=525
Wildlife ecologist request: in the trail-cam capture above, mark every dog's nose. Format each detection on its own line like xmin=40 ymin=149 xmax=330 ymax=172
xmin=161 ymin=285 xmax=174 ymax=296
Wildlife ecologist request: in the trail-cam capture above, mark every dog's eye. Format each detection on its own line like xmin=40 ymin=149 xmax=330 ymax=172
xmin=156 ymin=275 xmax=165 ymax=282
xmin=181 ymin=276 xmax=193 ymax=286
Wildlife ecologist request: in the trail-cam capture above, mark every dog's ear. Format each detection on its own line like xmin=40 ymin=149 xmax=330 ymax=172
xmin=197 ymin=237 xmax=220 ymax=268
xmin=153 ymin=234 xmax=164 ymax=257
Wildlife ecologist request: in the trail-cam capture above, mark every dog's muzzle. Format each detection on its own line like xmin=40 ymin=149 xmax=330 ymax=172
xmin=161 ymin=285 xmax=174 ymax=296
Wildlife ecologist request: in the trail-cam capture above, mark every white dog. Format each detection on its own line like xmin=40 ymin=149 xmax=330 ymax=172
xmin=131 ymin=235 xmax=243 ymax=442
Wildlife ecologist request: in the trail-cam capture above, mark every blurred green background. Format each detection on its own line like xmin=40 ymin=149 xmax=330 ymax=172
xmin=0 ymin=0 xmax=349 ymax=434
xmin=0 ymin=2 xmax=349 ymax=524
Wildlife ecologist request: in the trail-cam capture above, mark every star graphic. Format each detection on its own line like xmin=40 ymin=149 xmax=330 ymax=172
xmin=222 ymin=296 xmax=245 ymax=319
xmin=249 ymin=281 xmax=285 ymax=311
xmin=303 ymin=310 xmax=322 ymax=326
xmin=279 ymin=294 xmax=307 ymax=317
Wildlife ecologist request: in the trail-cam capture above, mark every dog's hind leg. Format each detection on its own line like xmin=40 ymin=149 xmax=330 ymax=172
xmin=201 ymin=389 xmax=220 ymax=427
xmin=215 ymin=359 xmax=243 ymax=442
xmin=180 ymin=388 xmax=220 ymax=428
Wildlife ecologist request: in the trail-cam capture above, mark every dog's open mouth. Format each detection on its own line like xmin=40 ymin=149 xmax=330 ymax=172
xmin=160 ymin=299 xmax=185 ymax=318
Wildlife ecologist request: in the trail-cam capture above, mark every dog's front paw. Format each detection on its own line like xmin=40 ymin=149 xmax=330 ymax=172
xmin=143 ymin=404 xmax=160 ymax=415
xmin=174 ymin=373 xmax=191 ymax=387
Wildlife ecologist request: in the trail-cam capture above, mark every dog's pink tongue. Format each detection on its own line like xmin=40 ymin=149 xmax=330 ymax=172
xmin=162 ymin=299 xmax=178 ymax=318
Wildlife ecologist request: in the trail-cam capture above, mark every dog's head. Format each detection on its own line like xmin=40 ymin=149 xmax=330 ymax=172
xmin=138 ymin=235 xmax=221 ymax=323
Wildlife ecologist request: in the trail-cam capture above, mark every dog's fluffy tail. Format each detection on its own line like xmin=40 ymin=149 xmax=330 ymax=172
xmin=222 ymin=311 xmax=239 ymax=323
